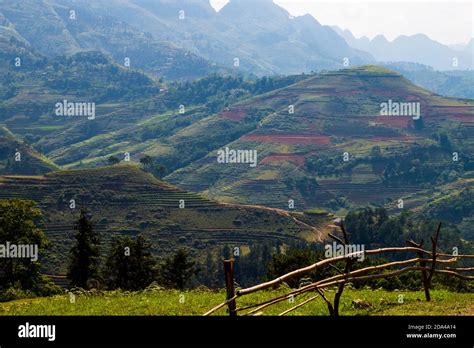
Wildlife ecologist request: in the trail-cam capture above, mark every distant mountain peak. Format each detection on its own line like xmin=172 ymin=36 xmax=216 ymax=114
xmin=372 ymin=34 xmax=389 ymax=44
xmin=132 ymin=0 xmax=216 ymax=18
xmin=226 ymin=0 xmax=274 ymax=4
xmin=332 ymin=25 xmax=356 ymax=40
xmin=294 ymin=13 xmax=321 ymax=26
xmin=395 ymin=33 xmax=433 ymax=43
xmin=220 ymin=0 xmax=289 ymax=18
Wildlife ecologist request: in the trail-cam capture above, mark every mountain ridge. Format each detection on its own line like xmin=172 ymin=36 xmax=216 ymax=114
xmin=333 ymin=26 xmax=473 ymax=71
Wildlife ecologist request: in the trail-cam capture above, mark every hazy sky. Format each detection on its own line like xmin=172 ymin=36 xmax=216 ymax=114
xmin=210 ymin=0 xmax=473 ymax=45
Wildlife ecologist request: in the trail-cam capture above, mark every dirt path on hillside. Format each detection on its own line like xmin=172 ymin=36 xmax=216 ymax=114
xmin=220 ymin=202 xmax=325 ymax=242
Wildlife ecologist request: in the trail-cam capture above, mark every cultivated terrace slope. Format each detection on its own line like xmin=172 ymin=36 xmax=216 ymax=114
xmin=0 ymin=165 xmax=328 ymax=273
xmin=0 ymin=125 xmax=59 ymax=175
xmin=166 ymin=66 xmax=474 ymax=212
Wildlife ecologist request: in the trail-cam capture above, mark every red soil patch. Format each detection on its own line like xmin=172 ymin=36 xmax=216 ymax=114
xmin=375 ymin=116 xmax=412 ymax=128
xmin=220 ymin=109 xmax=248 ymax=121
xmin=242 ymin=134 xmax=331 ymax=145
xmin=261 ymin=154 xmax=306 ymax=166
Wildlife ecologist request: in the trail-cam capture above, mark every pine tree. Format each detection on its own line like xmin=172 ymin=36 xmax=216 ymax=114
xmin=201 ymin=252 xmax=219 ymax=288
xmin=159 ymin=248 xmax=197 ymax=290
xmin=104 ymin=236 xmax=157 ymax=290
xmin=132 ymin=236 xmax=157 ymax=288
xmin=67 ymin=210 xmax=100 ymax=289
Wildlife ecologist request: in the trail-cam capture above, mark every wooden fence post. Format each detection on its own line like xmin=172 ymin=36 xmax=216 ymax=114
xmin=224 ymin=260 xmax=237 ymax=317
xmin=407 ymin=222 xmax=441 ymax=302
xmin=202 ymin=242 xmax=473 ymax=317
xmin=331 ymin=221 xmax=352 ymax=316
xmin=407 ymin=239 xmax=430 ymax=301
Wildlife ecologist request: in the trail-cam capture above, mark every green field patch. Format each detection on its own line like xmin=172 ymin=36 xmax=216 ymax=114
xmin=0 ymin=289 xmax=471 ymax=316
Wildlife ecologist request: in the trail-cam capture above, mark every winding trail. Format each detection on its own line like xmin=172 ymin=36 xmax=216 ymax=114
xmin=220 ymin=202 xmax=325 ymax=242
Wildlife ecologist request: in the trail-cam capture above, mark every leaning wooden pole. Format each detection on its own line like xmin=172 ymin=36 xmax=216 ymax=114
xmin=238 ymin=246 xmax=429 ymax=296
xmin=406 ymin=222 xmax=442 ymax=302
xmin=427 ymin=223 xmax=442 ymax=285
xmin=224 ymin=260 xmax=237 ymax=317
xmin=332 ymin=222 xmax=352 ymax=316
xmin=407 ymin=239 xmax=430 ymax=301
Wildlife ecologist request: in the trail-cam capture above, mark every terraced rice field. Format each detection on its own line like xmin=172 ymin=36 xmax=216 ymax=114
xmin=0 ymin=166 xmax=321 ymax=273
xmin=220 ymin=109 xmax=248 ymax=121
xmin=242 ymin=134 xmax=331 ymax=145
xmin=261 ymin=154 xmax=306 ymax=166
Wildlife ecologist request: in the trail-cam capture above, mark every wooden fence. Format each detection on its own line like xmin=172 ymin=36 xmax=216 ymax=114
xmin=204 ymin=222 xmax=474 ymax=316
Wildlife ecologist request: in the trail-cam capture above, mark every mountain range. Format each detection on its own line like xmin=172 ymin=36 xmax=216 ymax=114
xmin=1 ymin=0 xmax=474 ymax=268
xmin=2 ymin=0 xmax=472 ymax=77
xmin=0 ymin=0 xmax=374 ymax=77
xmin=333 ymin=26 xmax=473 ymax=71
xmin=0 ymin=0 xmax=220 ymax=80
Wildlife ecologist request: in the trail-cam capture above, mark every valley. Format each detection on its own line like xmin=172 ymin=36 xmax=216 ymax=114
xmin=1 ymin=61 xmax=473 ymax=249
xmin=0 ymin=1 xmax=472 ymax=327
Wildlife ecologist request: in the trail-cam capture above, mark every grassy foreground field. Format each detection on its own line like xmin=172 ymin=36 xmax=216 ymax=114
xmin=0 ymin=288 xmax=472 ymax=316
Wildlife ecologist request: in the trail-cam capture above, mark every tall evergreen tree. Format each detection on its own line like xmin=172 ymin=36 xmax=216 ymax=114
xmin=67 ymin=210 xmax=100 ymax=289
xmin=104 ymin=235 xmax=157 ymax=290
xmin=159 ymin=248 xmax=197 ymax=290
xmin=200 ymin=252 xmax=219 ymax=288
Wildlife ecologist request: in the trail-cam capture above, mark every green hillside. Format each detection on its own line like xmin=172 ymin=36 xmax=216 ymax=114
xmin=163 ymin=66 xmax=474 ymax=214
xmin=11 ymin=64 xmax=470 ymax=223
xmin=2 ymin=63 xmax=472 ymax=239
xmin=17 ymin=72 xmax=308 ymax=172
xmin=0 ymin=125 xmax=59 ymax=175
xmin=0 ymin=165 xmax=329 ymax=274
xmin=395 ymin=177 xmax=474 ymax=240
xmin=0 ymin=49 xmax=163 ymax=145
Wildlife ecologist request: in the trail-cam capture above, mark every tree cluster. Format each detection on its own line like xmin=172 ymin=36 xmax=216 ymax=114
xmin=67 ymin=210 xmax=197 ymax=291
